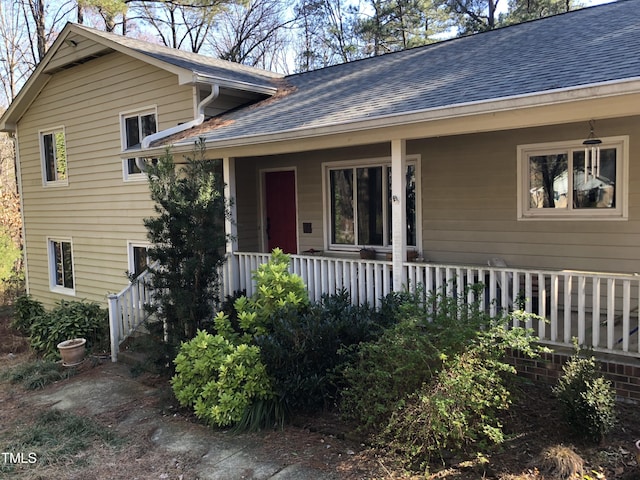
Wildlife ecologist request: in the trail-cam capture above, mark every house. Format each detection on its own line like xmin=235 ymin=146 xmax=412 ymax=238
xmin=2 ymin=0 xmax=640 ymax=372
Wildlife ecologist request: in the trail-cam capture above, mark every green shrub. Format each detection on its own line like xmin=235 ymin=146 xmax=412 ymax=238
xmin=230 ymin=248 xmax=309 ymax=341
xmin=381 ymin=319 xmax=542 ymax=469
xmin=339 ymin=284 xmax=492 ymax=434
xmin=171 ymin=329 xmax=273 ymax=428
xmin=12 ymin=294 xmax=45 ymax=335
xmin=175 ymin=249 xmax=312 ymax=429
xmin=553 ymin=346 xmax=616 ymax=443
xmin=28 ymin=300 xmax=108 ymax=360
xmin=256 ymin=290 xmax=390 ymax=414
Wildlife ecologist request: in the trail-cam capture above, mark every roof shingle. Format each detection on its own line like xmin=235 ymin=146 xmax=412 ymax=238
xmin=170 ymin=0 xmax=639 ymax=146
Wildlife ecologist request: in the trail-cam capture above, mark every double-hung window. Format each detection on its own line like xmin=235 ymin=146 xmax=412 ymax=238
xmin=121 ymin=108 xmax=157 ymax=181
xmin=48 ymin=238 xmax=75 ymax=294
xmin=327 ymin=158 xmax=419 ymax=249
xmin=518 ymin=136 xmax=628 ymax=220
xmin=40 ymin=127 xmax=67 ymax=186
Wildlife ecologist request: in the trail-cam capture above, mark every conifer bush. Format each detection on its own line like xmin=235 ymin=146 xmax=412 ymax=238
xmin=144 ymin=142 xmax=230 ymax=349
xmin=553 ymin=346 xmax=616 ymax=443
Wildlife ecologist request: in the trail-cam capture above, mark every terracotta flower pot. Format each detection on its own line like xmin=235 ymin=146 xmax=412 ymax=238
xmin=57 ymin=338 xmax=87 ymax=367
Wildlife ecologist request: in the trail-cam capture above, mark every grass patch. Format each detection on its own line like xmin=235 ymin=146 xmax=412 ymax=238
xmin=2 ymin=360 xmax=76 ymax=390
xmin=1 ymin=409 xmax=122 ymax=474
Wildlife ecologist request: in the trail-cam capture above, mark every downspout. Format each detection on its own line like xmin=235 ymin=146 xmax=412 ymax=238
xmin=136 ymin=83 xmax=219 ymax=170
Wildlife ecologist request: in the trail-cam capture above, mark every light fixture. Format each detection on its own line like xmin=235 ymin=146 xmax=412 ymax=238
xmin=583 ymin=119 xmax=602 ymax=181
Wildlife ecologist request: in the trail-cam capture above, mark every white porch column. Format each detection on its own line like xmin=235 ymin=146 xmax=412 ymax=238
xmin=391 ymin=139 xmax=407 ymax=291
xmin=223 ymin=157 xmax=239 ymax=293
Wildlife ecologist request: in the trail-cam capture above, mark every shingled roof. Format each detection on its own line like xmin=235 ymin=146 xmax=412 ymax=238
xmin=73 ymin=24 xmax=283 ymax=92
xmin=164 ymin=0 xmax=639 ymax=148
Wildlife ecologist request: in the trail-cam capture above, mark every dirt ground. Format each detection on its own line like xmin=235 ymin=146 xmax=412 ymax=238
xmin=1 ymin=306 xmax=639 ymax=480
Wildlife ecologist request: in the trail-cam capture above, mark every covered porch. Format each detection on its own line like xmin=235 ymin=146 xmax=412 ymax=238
xmin=109 ymin=117 xmax=640 ymax=363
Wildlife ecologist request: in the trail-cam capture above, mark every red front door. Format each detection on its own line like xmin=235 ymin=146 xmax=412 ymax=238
xmin=265 ymin=170 xmax=297 ymax=254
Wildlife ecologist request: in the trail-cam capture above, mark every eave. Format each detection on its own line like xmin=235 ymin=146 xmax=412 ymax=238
xmin=134 ymin=78 xmax=640 ymax=160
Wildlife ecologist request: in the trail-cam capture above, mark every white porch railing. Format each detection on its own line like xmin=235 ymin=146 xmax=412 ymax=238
xmin=227 ymin=252 xmax=394 ymax=306
xmin=108 ymin=268 xmax=154 ymax=362
xmin=224 ymin=252 xmax=640 ymax=359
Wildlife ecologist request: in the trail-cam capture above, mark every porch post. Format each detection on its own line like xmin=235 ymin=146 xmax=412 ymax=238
xmin=223 ymin=157 xmax=239 ymax=294
xmin=391 ymin=139 xmax=407 ymax=291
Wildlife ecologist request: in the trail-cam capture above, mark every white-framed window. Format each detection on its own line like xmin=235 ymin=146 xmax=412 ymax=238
xmin=39 ymin=127 xmax=68 ymax=186
xmin=120 ymin=107 xmax=157 ymax=181
xmin=47 ymin=238 xmax=75 ymax=295
xmin=127 ymin=242 xmax=151 ymax=278
xmin=324 ymin=157 xmax=420 ymax=250
xmin=517 ymin=136 xmax=628 ymax=220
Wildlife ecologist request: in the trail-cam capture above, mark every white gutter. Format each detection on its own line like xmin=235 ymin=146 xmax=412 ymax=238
xmin=136 ymin=84 xmax=220 ymax=169
xmin=164 ymin=76 xmax=640 ymax=151
xmin=130 ymin=76 xmax=640 ymax=159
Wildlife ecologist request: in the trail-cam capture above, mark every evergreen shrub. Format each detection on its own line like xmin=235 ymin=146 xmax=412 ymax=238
xmin=553 ymin=346 xmax=616 ymax=443
xmin=28 ymin=300 xmax=108 ymax=360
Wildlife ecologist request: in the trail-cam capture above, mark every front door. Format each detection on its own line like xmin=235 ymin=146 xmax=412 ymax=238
xmin=264 ymin=170 xmax=297 ymax=254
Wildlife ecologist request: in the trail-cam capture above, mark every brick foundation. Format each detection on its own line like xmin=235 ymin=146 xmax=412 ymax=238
xmin=507 ymin=349 xmax=640 ymax=403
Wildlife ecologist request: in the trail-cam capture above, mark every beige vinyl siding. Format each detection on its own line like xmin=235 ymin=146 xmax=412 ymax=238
xmin=234 ymin=116 xmax=640 ymax=274
xmin=18 ymin=51 xmax=193 ymax=307
xmin=411 ymin=116 xmax=640 ymax=273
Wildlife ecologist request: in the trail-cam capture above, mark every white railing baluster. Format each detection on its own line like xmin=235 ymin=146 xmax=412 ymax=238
xmin=489 ymin=270 xmax=497 ymax=318
xmin=564 ymin=274 xmax=573 ymax=344
xmin=350 ymin=261 xmax=358 ymax=305
xmin=622 ymin=280 xmax=631 ymax=352
xmin=375 ymin=263 xmax=382 ymax=307
xmin=538 ymin=272 xmax=546 ymax=339
xmin=524 ymin=273 xmax=532 ymax=317
xmin=607 ymin=279 xmax=615 ymax=351
xmin=466 ymin=268 xmax=474 ymax=306
xmin=592 ymin=277 xmax=601 ymax=349
xmin=550 ymin=274 xmax=559 ymax=342
xmin=578 ymin=275 xmax=586 ymax=345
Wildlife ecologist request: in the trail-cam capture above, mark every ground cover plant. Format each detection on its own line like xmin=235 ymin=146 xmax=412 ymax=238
xmin=2 ymin=359 xmax=76 ymax=390
xmin=0 ymin=409 xmax=121 ymax=476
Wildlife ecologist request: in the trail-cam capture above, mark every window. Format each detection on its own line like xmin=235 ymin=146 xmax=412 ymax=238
xmin=48 ymin=239 xmax=74 ymax=294
xmin=121 ymin=109 xmax=157 ymax=180
xmin=327 ymin=159 xmax=418 ymax=249
xmin=40 ymin=128 xmax=67 ymax=185
xmin=518 ymin=137 xmax=628 ymax=220
xmin=128 ymin=242 xmax=150 ymax=278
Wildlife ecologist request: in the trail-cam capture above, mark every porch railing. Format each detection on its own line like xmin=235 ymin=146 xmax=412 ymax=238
xmin=225 ymin=252 xmax=640 ymax=358
xmin=108 ymin=268 xmax=154 ymax=362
